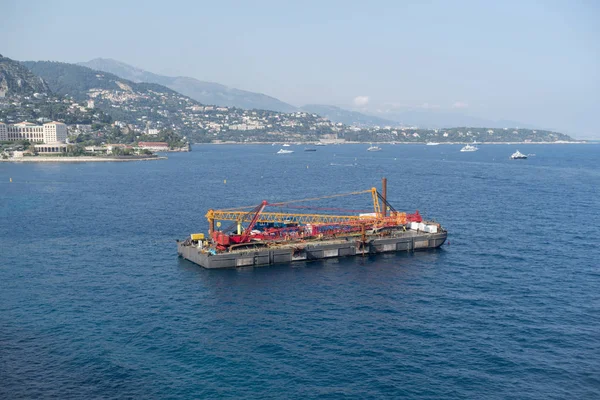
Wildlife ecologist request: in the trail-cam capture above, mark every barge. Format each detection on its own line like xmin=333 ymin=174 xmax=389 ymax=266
xmin=177 ymin=178 xmax=447 ymax=269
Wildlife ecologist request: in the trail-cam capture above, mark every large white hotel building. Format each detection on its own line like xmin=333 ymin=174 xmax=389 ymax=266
xmin=0 ymin=121 xmax=68 ymax=144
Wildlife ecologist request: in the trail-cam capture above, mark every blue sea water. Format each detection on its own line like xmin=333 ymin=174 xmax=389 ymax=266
xmin=1 ymin=143 xmax=599 ymax=399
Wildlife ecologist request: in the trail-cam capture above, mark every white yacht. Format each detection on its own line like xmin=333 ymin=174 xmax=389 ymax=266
xmin=367 ymin=145 xmax=382 ymax=152
xmin=510 ymin=150 xmax=527 ymax=159
xmin=460 ymin=144 xmax=478 ymax=152
xmin=426 ymin=142 xmax=439 ymax=146
xmin=282 ymin=143 xmax=291 ymax=147
xmin=277 ymin=149 xmax=294 ymax=154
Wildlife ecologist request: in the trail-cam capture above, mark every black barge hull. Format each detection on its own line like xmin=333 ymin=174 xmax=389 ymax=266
xmin=177 ymin=231 xmax=447 ymax=269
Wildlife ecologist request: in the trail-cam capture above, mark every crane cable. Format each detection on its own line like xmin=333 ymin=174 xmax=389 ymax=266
xmin=221 ymin=189 xmax=372 ymax=211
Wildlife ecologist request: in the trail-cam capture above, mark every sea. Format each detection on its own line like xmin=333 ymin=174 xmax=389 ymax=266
xmin=1 ymin=143 xmax=599 ymax=399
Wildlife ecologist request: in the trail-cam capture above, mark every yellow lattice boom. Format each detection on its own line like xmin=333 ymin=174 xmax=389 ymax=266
xmin=206 ymin=210 xmax=407 ymax=227
xmin=205 ymin=184 xmax=405 ymax=232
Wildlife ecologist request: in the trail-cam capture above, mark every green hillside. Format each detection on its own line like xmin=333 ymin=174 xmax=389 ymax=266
xmin=0 ymin=54 xmax=50 ymax=96
xmin=21 ymin=61 xmax=178 ymax=101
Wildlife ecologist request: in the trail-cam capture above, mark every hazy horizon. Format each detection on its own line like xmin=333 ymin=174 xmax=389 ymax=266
xmin=3 ymin=0 xmax=599 ymax=138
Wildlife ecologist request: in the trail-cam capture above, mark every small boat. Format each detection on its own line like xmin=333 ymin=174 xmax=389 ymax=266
xmin=277 ymin=149 xmax=294 ymax=154
xmin=282 ymin=143 xmax=291 ymax=147
xmin=460 ymin=144 xmax=478 ymax=152
xmin=426 ymin=142 xmax=439 ymax=146
xmin=367 ymin=145 xmax=382 ymax=152
xmin=304 ymin=148 xmax=317 ymax=152
xmin=510 ymin=150 xmax=527 ymax=159
xmin=315 ymin=143 xmax=326 ymax=146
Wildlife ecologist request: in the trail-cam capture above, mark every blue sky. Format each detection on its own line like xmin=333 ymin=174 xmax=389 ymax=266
xmin=2 ymin=0 xmax=599 ymax=138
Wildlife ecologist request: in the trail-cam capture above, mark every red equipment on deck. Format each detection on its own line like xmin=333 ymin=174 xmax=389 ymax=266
xmin=207 ymin=178 xmax=425 ymax=250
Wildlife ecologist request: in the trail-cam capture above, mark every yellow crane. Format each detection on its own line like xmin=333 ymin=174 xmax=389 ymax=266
xmin=206 ymin=180 xmax=402 ymax=233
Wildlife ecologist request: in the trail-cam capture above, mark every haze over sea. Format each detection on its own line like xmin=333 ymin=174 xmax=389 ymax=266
xmin=1 ymin=144 xmax=599 ymax=399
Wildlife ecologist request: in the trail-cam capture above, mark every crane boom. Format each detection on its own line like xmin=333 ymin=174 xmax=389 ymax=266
xmin=207 ymin=210 xmax=369 ymax=225
xmin=206 ymin=179 xmax=408 ymax=237
xmin=239 ymin=201 xmax=268 ymax=243
xmin=203 ymin=178 xmax=418 ymax=251
xmin=371 ymin=187 xmax=381 ymax=216
xmin=207 ymin=210 xmax=407 ymax=226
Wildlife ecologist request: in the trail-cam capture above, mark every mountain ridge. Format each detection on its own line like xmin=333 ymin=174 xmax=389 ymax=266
xmin=78 ymin=58 xmax=298 ymax=112
xmin=21 ymin=60 xmax=182 ymax=102
xmin=15 ymin=59 xmax=342 ymax=143
xmin=76 ymin=58 xmax=539 ymax=131
xmin=2 ymin=56 xmax=574 ymax=145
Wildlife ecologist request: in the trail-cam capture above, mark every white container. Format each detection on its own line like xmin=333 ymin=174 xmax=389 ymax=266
xmin=410 ymin=222 xmax=420 ymax=230
xmin=425 ymin=225 xmax=438 ymax=233
xmin=418 ymin=223 xmax=426 ymax=231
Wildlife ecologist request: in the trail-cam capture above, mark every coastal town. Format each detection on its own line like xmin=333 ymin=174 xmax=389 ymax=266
xmin=0 ymin=88 xmax=574 ymax=156
xmin=0 ymin=118 xmax=188 ymax=161
xmin=0 ymin=54 xmax=578 ymax=161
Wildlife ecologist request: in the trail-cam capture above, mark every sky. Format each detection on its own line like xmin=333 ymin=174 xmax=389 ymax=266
xmin=2 ymin=0 xmax=599 ymax=138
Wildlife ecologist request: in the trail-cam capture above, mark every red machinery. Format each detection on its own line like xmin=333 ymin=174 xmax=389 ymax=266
xmin=211 ymin=201 xmax=267 ymax=248
xmin=207 ymin=179 xmax=423 ymax=251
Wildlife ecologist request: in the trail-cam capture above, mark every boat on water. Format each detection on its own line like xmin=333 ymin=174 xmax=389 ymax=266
xmin=460 ymin=144 xmax=478 ymax=152
xmin=426 ymin=142 xmax=440 ymax=146
xmin=277 ymin=149 xmax=294 ymax=154
xmin=367 ymin=145 xmax=382 ymax=152
xmin=177 ymin=178 xmax=447 ymax=269
xmin=304 ymin=148 xmax=317 ymax=152
xmin=510 ymin=150 xmax=527 ymax=159
xmin=282 ymin=143 xmax=291 ymax=147
xmin=315 ymin=143 xmax=326 ymax=146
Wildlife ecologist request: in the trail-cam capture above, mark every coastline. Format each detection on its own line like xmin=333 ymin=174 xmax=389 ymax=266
xmin=1 ymin=156 xmax=167 ymax=163
xmin=198 ymin=140 xmax=588 ymax=145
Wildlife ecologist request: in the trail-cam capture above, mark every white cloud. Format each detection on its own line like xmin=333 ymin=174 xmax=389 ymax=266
xmin=452 ymin=101 xmax=469 ymax=109
xmin=353 ymin=96 xmax=370 ymax=107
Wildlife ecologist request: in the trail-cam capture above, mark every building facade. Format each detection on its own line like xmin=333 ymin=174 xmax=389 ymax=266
xmin=137 ymin=141 xmax=169 ymax=152
xmin=42 ymin=122 xmax=68 ymax=143
xmin=0 ymin=121 xmax=68 ymax=143
xmin=34 ymin=143 xmax=69 ymax=154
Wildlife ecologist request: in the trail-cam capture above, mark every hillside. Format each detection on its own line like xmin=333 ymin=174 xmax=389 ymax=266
xmin=21 ymin=61 xmax=180 ymax=102
xmin=343 ymin=126 xmax=574 ymax=143
xmin=3 ymin=57 xmax=576 ymax=144
xmin=0 ymin=54 xmax=50 ymax=96
xmin=17 ymin=60 xmax=340 ymax=142
xmin=20 ymin=60 xmax=207 ymax=135
xmin=78 ymin=58 xmax=298 ymax=112
xmin=301 ymin=104 xmax=399 ymax=127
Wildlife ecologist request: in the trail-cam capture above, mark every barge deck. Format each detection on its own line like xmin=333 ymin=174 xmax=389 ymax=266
xmin=176 ymin=178 xmax=447 ymax=269
xmin=178 ymin=229 xmax=447 ymax=269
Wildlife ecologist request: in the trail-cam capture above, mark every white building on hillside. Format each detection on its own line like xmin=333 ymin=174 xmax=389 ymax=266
xmin=42 ymin=121 xmax=68 ymax=143
xmin=0 ymin=121 xmax=68 ymax=143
